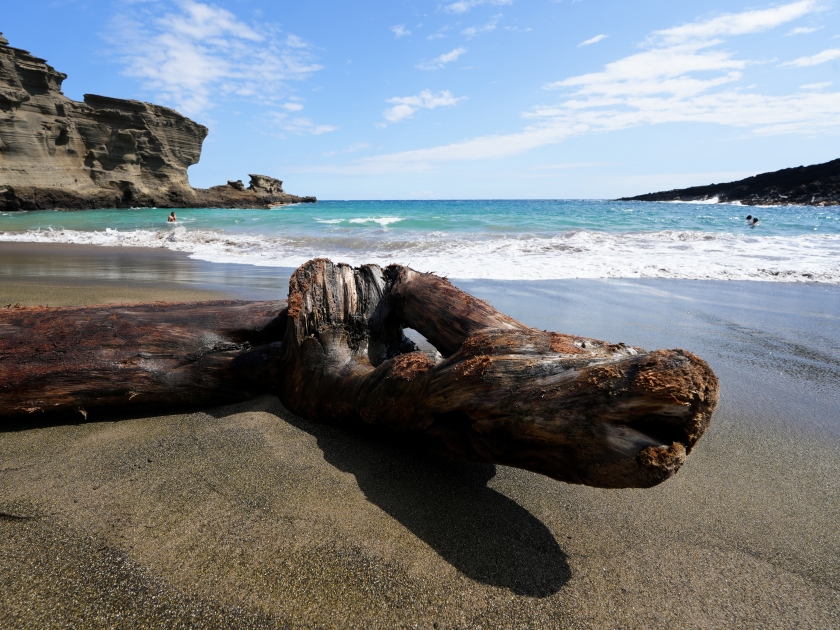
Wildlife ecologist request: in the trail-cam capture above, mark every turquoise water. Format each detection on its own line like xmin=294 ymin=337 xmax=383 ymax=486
xmin=1 ymin=200 xmax=839 ymax=281
xmin=1 ymin=200 xmax=838 ymax=236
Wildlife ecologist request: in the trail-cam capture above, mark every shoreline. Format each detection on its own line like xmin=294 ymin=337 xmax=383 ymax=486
xmin=2 ymin=233 xmax=839 ymax=285
xmin=1 ymin=241 xmax=838 ymax=627
xmin=0 ymin=242 xmax=293 ymax=305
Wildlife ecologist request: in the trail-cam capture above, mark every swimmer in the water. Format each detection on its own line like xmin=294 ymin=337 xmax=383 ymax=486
xmin=745 ymin=214 xmax=752 ymax=223
xmin=168 ymin=212 xmax=177 ymax=223
xmin=751 ymin=217 xmax=759 ymax=227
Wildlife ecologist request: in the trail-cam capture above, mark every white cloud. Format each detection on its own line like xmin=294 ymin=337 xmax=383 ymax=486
xmin=382 ymin=90 xmax=466 ymax=123
xmin=283 ymin=102 xmax=304 ymax=111
xmin=106 ymin=0 xmax=323 ymax=116
xmin=323 ymin=142 xmax=373 ymax=157
xmin=579 ymin=34 xmax=608 ymax=47
xmin=787 ymin=26 xmax=821 ymax=35
xmin=800 ymin=81 xmax=832 ymax=89
xmin=415 ymin=47 xmax=467 ymax=70
xmin=312 ymin=1 xmax=837 ymax=174
xmin=780 ymin=47 xmax=840 ymax=67
xmin=462 ymin=14 xmax=502 ymax=39
xmin=391 ymin=24 xmax=411 ymax=38
xmin=428 ymin=26 xmax=451 ymax=40
xmin=271 ymin=112 xmax=338 ymax=135
xmin=443 ymin=0 xmax=512 ymax=14
xmin=651 ymin=0 xmax=820 ymax=45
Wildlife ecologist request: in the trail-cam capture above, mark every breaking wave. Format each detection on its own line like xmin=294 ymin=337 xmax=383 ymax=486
xmin=2 ymin=225 xmax=838 ymax=282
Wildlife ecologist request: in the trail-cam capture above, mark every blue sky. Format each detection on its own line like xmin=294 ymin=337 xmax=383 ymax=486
xmin=3 ymin=0 xmax=840 ymax=198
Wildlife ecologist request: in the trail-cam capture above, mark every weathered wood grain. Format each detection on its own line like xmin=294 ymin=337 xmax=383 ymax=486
xmin=0 ymin=259 xmax=719 ymax=488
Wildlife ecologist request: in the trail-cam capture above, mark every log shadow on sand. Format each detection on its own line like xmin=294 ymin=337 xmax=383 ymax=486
xmin=288 ymin=417 xmax=571 ymax=597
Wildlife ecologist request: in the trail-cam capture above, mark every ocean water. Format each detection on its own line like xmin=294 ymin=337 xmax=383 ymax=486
xmin=1 ymin=200 xmax=839 ymax=282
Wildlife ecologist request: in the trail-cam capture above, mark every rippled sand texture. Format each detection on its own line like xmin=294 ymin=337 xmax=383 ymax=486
xmin=1 ymin=245 xmax=838 ymax=628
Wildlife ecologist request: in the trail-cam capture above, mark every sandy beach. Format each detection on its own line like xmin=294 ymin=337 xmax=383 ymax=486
xmin=1 ymin=243 xmax=839 ymax=628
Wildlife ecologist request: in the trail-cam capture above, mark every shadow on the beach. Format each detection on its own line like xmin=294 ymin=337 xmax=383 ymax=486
xmin=289 ymin=417 xmax=571 ymax=597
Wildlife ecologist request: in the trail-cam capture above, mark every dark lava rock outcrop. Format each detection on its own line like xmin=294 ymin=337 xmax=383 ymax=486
xmin=0 ymin=33 xmax=314 ymax=211
xmin=621 ymin=158 xmax=840 ymax=206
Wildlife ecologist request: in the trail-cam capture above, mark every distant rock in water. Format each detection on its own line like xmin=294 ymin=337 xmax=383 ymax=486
xmin=0 ymin=33 xmax=315 ymax=210
xmin=620 ymin=158 xmax=840 ymax=206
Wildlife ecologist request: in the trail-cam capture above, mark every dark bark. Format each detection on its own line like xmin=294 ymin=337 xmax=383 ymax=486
xmin=0 ymin=259 xmax=719 ymax=488
xmin=0 ymin=300 xmax=287 ymax=416
xmin=273 ymin=259 xmax=719 ymax=488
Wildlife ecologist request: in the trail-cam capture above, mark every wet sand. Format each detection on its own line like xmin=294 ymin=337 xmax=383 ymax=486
xmin=1 ymin=243 xmax=839 ymax=628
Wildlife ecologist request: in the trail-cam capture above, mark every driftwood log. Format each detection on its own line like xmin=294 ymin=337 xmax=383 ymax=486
xmin=0 ymin=258 xmax=719 ymax=488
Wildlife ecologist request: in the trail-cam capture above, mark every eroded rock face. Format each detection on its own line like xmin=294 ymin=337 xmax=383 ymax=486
xmin=0 ymin=34 xmax=315 ymax=210
xmin=249 ymin=174 xmax=284 ymax=195
xmin=0 ymin=35 xmax=206 ymax=205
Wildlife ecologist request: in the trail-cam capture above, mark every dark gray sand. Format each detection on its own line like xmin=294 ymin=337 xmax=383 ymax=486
xmin=1 ymin=244 xmax=839 ymax=628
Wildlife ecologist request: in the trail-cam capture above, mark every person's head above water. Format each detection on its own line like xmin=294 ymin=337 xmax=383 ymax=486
xmin=746 ymin=215 xmax=752 ymax=221
xmin=167 ymin=211 xmax=177 ymax=223
xmin=752 ymin=217 xmax=759 ymax=225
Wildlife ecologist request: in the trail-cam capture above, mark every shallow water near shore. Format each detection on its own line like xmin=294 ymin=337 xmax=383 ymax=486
xmin=2 ymin=199 xmax=839 ymax=282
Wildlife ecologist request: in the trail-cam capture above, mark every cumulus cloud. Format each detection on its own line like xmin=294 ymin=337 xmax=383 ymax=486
xmin=579 ymin=34 xmax=608 ymax=47
xmin=462 ymin=14 xmax=502 ymax=39
xmin=106 ymin=0 xmax=323 ymax=116
xmin=313 ymin=1 xmax=837 ymax=174
xmin=391 ymin=24 xmax=411 ymax=38
xmin=381 ymin=90 xmax=466 ymax=123
xmin=416 ymin=47 xmax=467 ymax=70
xmin=780 ymin=47 xmax=840 ymax=67
xmin=443 ymin=0 xmax=512 ymax=14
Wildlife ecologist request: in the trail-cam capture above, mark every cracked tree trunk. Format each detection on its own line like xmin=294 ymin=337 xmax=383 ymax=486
xmin=0 ymin=259 xmax=719 ymax=488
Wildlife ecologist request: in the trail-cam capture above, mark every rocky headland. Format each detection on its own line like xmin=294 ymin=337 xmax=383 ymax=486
xmin=620 ymin=158 xmax=840 ymax=206
xmin=0 ymin=33 xmax=315 ymax=211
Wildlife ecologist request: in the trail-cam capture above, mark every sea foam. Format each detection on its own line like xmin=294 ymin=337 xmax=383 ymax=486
xmin=2 ymin=226 xmax=838 ymax=283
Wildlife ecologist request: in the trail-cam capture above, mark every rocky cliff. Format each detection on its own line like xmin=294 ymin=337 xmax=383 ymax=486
xmin=620 ymin=158 xmax=840 ymax=206
xmin=0 ymin=33 xmax=314 ymax=210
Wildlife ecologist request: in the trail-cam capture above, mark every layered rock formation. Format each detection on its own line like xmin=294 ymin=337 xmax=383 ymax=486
xmin=0 ymin=33 xmax=314 ymax=210
xmin=621 ymin=158 xmax=840 ymax=206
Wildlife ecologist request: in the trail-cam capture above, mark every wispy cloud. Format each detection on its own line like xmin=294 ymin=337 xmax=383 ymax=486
xmin=323 ymin=142 xmax=373 ymax=157
xmin=416 ymin=47 xmax=467 ymax=70
xmin=391 ymin=24 xmax=411 ymax=38
xmin=270 ymin=112 xmax=338 ymax=135
xmin=650 ymin=0 xmax=821 ymax=45
xmin=427 ymin=26 xmax=451 ymax=40
xmin=780 ymin=47 xmax=840 ymax=66
xmin=579 ymin=34 xmax=608 ymax=47
xmin=801 ymin=81 xmax=832 ymax=89
xmin=105 ymin=0 xmax=323 ymax=117
xmin=462 ymin=14 xmax=502 ymax=39
xmin=787 ymin=25 xmax=821 ymax=35
xmin=381 ymin=89 xmax=466 ymax=124
xmin=314 ymin=1 xmax=836 ymax=174
xmin=443 ymin=0 xmax=512 ymax=14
